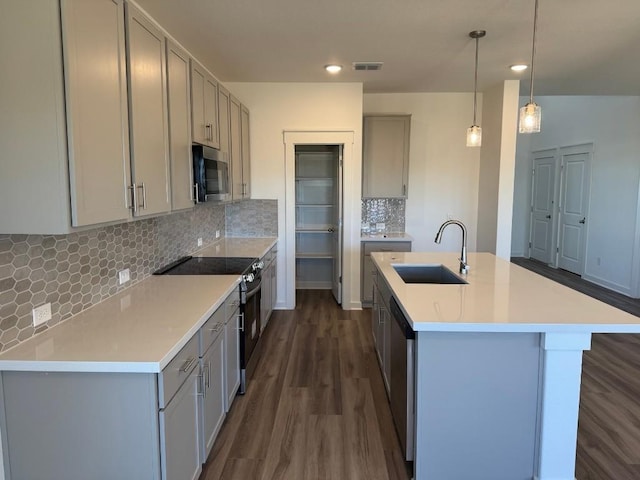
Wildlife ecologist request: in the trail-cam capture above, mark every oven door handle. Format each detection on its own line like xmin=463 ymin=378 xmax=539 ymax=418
xmin=244 ymin=278 xmax=262 ymax=299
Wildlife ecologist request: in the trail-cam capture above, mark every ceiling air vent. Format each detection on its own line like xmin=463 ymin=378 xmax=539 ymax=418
xmin=352 ymin=62 xmax=383 ymax=71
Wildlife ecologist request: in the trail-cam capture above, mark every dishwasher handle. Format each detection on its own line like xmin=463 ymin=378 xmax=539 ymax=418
xmin=390 ymin=297 xmax=415 ymax=340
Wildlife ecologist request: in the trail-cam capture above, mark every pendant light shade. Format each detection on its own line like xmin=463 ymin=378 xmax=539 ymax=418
xmin=467 ymin=30 xmax=485 ymax=147
xmin=519 ymin=0 xmax=541 ymax=133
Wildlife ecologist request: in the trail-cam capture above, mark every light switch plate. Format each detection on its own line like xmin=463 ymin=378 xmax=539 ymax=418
xmin=197 ymin=237 xmax=203 ymax=247
xmin=32 ymin=303 xmax=52 ymax=327
xmin=118 ymin=268 xmax=130 ymax=285
xmin=215 ymin=230 xmax=220 ymax=239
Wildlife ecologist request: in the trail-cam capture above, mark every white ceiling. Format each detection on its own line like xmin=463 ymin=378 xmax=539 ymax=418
xmin=135 ymin=0 xmax=640 ymax=95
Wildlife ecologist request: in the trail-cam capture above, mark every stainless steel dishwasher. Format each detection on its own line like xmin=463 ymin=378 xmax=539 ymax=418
xmin=390 ymin=296 xmax=415 ymax=462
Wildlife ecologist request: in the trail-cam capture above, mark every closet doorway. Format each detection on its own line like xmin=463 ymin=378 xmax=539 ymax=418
xmin=295 ymin=145 xmax=343 ymax=304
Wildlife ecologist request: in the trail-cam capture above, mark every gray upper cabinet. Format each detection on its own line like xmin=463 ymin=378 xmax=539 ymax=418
xmin=125 ymin=4 xmax=171 ymax=217
xmin=64 ymin=0 xmax=132 ymax=227
xmin=190 ymin=60 xmax=220 ymax=149
xmin=166 ymin=39 xmax=194 ymax=211
xmin=362 ymin=115 xmax=411 ymax=198
xmin=218 ymin=85 xmax=231 ymax=156
xmin=0 ymin=0 xmax=132 ymax=233
xmin=230 ymin=96 xmax=251 ymax=200
xmin=241 ymin=105 xmax=252 ymax=199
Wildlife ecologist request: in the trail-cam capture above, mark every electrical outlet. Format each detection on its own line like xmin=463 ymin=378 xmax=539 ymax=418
xmin=197 ymin=237 xmax=203 ymax=247
xmin=32 ymin=303 xmax=52 ymax=327
xmin=215 ymin=230 xmax=220 ymax=239
xmin=118 ymin=268 xmax=130 ymax=285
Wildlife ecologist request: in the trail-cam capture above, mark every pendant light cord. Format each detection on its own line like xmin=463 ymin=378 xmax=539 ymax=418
xmin=529 ymin=0 xmax=539 ymax=104
xmin=473 ymin=36 xmax=479 ymax=125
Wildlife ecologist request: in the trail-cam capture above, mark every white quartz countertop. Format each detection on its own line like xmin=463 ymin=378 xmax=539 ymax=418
xmin=373 ymin=252 xmax=640 ymax=333
xmin=361 ymin=233 xmax=413 ymax=242
xmin=0 ymin=275 xmax=240 ymax=373
xmin=194 ymin=237 xmax=277 ymax=259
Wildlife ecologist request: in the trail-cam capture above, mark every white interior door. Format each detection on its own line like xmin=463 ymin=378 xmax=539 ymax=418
xmin=529 ymin=149 xmax=557 ymax=264
xmin=331 ymin=146 xmax=343 ymax=304
xmin=557 ymin=144 xmax=592 ymax=275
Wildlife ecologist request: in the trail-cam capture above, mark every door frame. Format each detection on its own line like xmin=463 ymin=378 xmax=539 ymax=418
xmin=283 ymin=131 xmax=354 ymax=309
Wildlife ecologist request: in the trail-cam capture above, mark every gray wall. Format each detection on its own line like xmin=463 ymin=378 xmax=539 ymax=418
xmin=511 ymin=96 xmax=640 ymax=297
xmin=0 ymin=199 xmax=278 ymax=352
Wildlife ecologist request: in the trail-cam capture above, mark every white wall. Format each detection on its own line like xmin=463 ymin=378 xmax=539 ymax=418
xmin=511 ymin=96 xmax=640 ymax=296
xmin=363 ymin=93 xmax=481 ymax=253
xmin=225 ymin=82 xmax=364 ymax=309
xmin=476 ymin=81 xmax=519 ymax=259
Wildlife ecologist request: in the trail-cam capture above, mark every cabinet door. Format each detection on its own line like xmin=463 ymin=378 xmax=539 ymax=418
xmin=229 ymin=95 xmax=243 ymax=201
xmin=382 ymin=305 xmax=391 ymax=394
xmin=190 ymin=61 xmax=218 ymax=148
xmin=240 ymin=105 xmax=251 ymax=198
xmin=260 ymin=264 xmax=271 ymax=332
xmin=159 ymin=373 xmax=201 ymax=480
xmin=362 ymin=115 xmax=410 ymax=198
xmin=200 ymin=334 xmax=225 ymax=462
xmin=218 ymin=86 xmax=231 ymax=155
xmin=166 ymin=39 xmax=193 ymax=211
xmin=126 ymin=4 xmax=170 ymax=216
xmin=190 ymin=62 xmax=206 ymax=146
xmin=224 ymin=310 xmax=241 ymax=411
xmin=362 ymin=255 xmax=375 ymax=304
xmin=204 ymin=75 xmax=220 ymax=149
xmin=63 ymin=0 xmax=131 ymax=227
xmin=372 ymin=285 xmax=383 ymax=367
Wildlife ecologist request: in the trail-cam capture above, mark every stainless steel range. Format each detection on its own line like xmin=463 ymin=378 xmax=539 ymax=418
xmin=154 ymin=256 xmax=264 ymax=394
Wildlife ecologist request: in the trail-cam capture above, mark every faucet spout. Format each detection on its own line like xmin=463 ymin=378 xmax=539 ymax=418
xmin=434 ymin=220 xmax=469 ymax=275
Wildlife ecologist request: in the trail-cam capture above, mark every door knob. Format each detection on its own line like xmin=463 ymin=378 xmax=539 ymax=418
xmin=546 ymin=215 xmax=551 ymax=219
xmin=579 ymin=217 xmax=586 ymax=224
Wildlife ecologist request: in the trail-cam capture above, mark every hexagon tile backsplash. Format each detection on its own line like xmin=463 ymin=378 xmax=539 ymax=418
xmin=0 ymin=203 xmax=226 ymax=352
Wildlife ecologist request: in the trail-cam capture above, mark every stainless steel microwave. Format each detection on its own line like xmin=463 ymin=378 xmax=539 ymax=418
xmin=192 ymin=144 xmax=230 ymax=202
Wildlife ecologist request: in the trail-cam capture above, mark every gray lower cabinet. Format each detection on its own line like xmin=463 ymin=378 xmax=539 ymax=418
xmin=260 ymin=245 xmax=278 ymax=332
xmin=199 ymin=332 xmax=225 ymax=463
xmin=361 ymin=240 xmax=412 ymax=306
xmin=0 ymin=291 xmax=244 ymax=480
xmin=225 ymin=299 xmax=241 ymax=411
xmin=372 ymin=267 xmax=393 ymax=395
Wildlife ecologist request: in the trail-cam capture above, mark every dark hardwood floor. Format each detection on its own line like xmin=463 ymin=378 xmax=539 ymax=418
xmin=513 ymin=257 xmax=640 ymax=479
xmin=201 ymin=289 xmax=411 ymax=480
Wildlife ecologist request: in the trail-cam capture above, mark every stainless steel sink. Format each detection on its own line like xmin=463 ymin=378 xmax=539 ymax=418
xmin=392 ymin=264 xmax=468 ymax=284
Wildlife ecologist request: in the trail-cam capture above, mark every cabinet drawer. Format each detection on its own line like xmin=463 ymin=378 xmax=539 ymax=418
xmin=363 ymin=241 xmax=411 ymax=256
xmin=200 ymin=305 xmax=225 ymax=355
xmin=159 ymin=334 xmax=199 ymax=408
xmin=225 ymin=290 xmax=241 ymax=320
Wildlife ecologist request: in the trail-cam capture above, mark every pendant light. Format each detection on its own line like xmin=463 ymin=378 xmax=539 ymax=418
xmin=466 ymin=30 xmax=486 ymax=147
xmin=519 ymin=0 xmax=541 ymax=133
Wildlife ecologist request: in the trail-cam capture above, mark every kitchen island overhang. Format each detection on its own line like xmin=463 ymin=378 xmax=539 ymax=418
xmin=372 ymin=251 xmax=640 ymax=480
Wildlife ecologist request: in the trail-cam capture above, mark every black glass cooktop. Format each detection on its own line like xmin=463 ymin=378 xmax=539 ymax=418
xmin=154 ymin=256 xmax=257 ymax=275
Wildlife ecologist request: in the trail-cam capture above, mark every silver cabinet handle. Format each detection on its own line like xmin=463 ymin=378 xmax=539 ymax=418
xmin=205 ymin=124 xmax=211 ymax=141
xmin=137 ymin=182 xmax=146 ymax=210
xmin=402 ymin=184 xmax=407 ymax=196
xmin=198 ymin=371 xmax=205 ymax=397
xmin=180 ymin=357 xmax=196 ymax=373
xmin=206 ymin=360 xmax=211 ymax=388
xmin=238 ymin=312 xmax=245 ymax=332
xmin=193 ymin=183 xmax=199 ymax=204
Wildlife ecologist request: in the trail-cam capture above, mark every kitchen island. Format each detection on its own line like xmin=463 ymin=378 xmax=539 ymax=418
xmin=372 ymin=251 xmax=640 ymax=480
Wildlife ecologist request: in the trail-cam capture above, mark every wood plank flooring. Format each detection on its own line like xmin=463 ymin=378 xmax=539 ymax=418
xmin=200 ymin=290 xmax=411 ymax=480
xmin=513 ymin=257 xmax=640 ymax=479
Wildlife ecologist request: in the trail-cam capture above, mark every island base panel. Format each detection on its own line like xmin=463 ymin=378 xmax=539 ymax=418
xmin=414 ymin=332 xmax=541 ymax=480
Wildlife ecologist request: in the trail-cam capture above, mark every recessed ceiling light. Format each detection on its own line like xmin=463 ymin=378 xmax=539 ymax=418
xmin=325 ymin=64 xmax=342 ymax=74
xmin=510 ymin=64 xmax=528 ymax=72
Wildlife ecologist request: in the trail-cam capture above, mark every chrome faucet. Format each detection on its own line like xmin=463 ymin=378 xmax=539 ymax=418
xmin=434 ymin=220 xmax=469 ymax=275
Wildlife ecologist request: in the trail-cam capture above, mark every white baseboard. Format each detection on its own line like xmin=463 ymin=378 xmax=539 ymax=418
xmin=582 ymin=272 xmax=633 ymax=297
